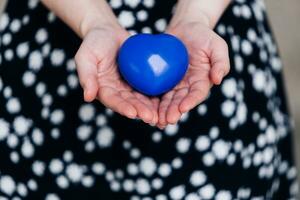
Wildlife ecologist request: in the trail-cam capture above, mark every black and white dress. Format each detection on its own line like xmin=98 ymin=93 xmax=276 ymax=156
xmin=0 ymin=0 xmax=298 ymax=199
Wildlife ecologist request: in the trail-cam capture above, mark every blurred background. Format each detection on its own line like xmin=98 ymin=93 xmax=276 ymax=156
xmin=0 ymin=0 xmax=299 ymax=183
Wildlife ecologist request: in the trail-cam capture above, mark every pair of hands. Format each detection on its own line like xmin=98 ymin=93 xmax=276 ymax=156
xmin=75 ymin=20 xmax=230 ymax=129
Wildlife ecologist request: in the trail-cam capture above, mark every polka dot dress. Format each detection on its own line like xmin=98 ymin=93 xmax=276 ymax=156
xmin=0 ymin=0 xmax=298 ymax=199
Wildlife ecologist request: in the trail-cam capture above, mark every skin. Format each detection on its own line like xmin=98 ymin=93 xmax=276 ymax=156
xmin=42 ymin=0 xmax=231 ymax=129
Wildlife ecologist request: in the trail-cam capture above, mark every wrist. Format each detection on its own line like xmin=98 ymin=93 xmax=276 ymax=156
xmin=80 ymin=13 xmax=120 ymax=38
xmin=171 ymin=0 xmax=231 ymax=29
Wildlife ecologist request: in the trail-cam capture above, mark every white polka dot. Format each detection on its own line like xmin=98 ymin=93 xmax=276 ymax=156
xmin=13 ymin=116 xmax=31 ymax=136
xmin=45 ymin=193 xmax=60 ymax=200
xmin=169 ymin=185 xmax=185 ymax=200
xmin=141 ymin=27 xmax=152 ymax=33
xmin=152 ymin=178 xmax=163 ymax=190
xmin=130 ymin=148 xmax=141 ymax=159
xmin=96 ymin=127 xmax=115 ymax=148
xmin=190 ymin=171 xmax=206 ymax=187
xmin=137 ymin=10 xmax=148 ymax=21
xmin=4 ymin=49 xmax=14 ymax=61
xmin=234 ymin=55 xmax=244 ymax=72
xmin=236 ymin=103 xmax=247 ymax=124
xmin=32 ymin=161 xmax=45 ymax=176
xmin=241 ymin=40 xmax=253 ymax=55
xmin=143 ymin=0 xmax=155 ymax=8
xmin=7 ymin=134 xmax=19 ymax=148
xmin=67 ymin=74 xmax=79 ymax=89
xmin=212 ymin=140 xmax=230 ymax=160
xmin=155 ymin=19 xmax=167 ymax=32
xmin=2 ymin=33 xmax=12 ymax=45
xmin=156 ymin=194 xmax=167 ymax=200
xmin=221 ymin=100 xmax=235 ymax=117
xmin=195 ymin=136 xmax=210 ymax=152
xmin=3 ymin=86 xmax=12 ymax=98
xmin=17 ymin=42 xmax=29 ymax=58
xmin=21 ymin=139 xmax=34 ymax=158
xmin=139 ymin=157 xmax=157 ymax=177
xmin=29 ymin=50 xmax=43 ymax=71
xmin=42 ymin=43 xmax=51 ymax=57
xmin=10 ymin=151 xmax=20 ymax=163
xmin=158 ymin=163 xmax=171 ymax=177
xmin=176 ymin=138 xmax=191 ymax=154
xmin=198 ymin=184 xmax=215 ymax=199
xmin=51 ymin=128 xmax=60 ymax=139
xmin=109 ymin=0 xmax=122 ymax=8
xmin=92 ymin=162 xmax=106 ymax=175
xmin=49 ymin=159 xmax=64 ymax=174
xmin=0 ymin=119 xmax=10 ymax=141
xmin=56 ymin=175 xmax=69 ymax=189
xmin=32 ymin=128 xmax=44 ymax=145
xmin=221 ymin=78 xmax=237 ymax=98
xmin=50 ymin=49 xmax=65 ymax=66
xmin=57 ymin=85 xmax=67 ymax=96
xmin=241 ymin=5 xmax=252 ymax=19
xmin=82 ymin=176 xmax=94 ymax=188
xmin=171 ymin=158 xmax=183 ymax=169
xmin=16 ymin=183 xmax=27 ymax=197
xmin=6 ymin=98 xmax=21 ymax=114
xmin=136 ymin=178 xmax=151 ymax=195
xmin=36 ymin=83 xmax=47 ymax=97
xmin=123 ymin=179 xmax=135 ymax=192
xmin=252 ymin=69 xmax=266 ymax=92
xmin=79 ymin=104 xmax=95 ymax=122
xmin=85 ymin=141 xmax=95 ymax=152
xmin=96 ymin=114 xmax=107 ymax=126
xmin=22 ymin=71 xmax=36 ymax=87
xmin=215 ymin=190 xmax=232 ymax=200
xmin=188 ymin=193 xmax=202 ymax=200
xmin=152 ymin=131 xmax=162 ymax=142
xmin=165 ymin=124 xmax=178 ymax=136
xmin=63 ymin=151 xmax=73 ymax=162
xmin=0 ymin=13 xmax=9 ymax=31
xmin=77 ymin=125 xmax=92 ymax=141
xmin=202 ymin=153 xmax=216 ymax=166
xmin=50 ymin=109 xmax=64 ymax=125
xmin=124 ymin=0 xmax=140 ymax=8
xmin=10 ymin=19 xmax=21 ymax=32
xmin=0 ymin=175 xmax=16 ymax=195
xmin=27 ymin=179 xmax=38 ymax=191
xmin=66 ymin=164 xmax=83 ymax=183
xmin=35 ymin=28 xmax=48 ymax=44
xmin=127 ymin=163 xmax=139 ymax=176
xmin=118 ymin=11 xmax=135 ymax=28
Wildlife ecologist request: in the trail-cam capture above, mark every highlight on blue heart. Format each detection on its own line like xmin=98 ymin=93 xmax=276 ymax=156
xmin=117 ymin=33 xmax=189 ymax=96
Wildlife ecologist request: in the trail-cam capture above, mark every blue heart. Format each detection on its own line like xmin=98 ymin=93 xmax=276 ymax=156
xmin=118 ymin=33 xmax=189 ymax=96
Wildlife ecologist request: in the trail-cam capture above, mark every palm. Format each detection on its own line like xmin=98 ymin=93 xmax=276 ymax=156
xmin=158 ymin=23 xmax=230 ymax=127
xmin=75 ymin=27 xmax=159 ymax=124
xmin=97 ymin=62 xmax=159 ymax=124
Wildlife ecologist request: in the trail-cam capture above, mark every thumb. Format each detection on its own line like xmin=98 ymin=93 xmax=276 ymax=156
xmin=209 ymin=35 xmax=230 ymax=85
xmin=75 ymin=49 xmax=98 ymax=102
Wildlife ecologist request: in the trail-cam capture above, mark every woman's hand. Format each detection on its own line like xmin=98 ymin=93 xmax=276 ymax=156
xmin=157 ymin=20 xmax=230 ymax=129
xmin=75 ymin=25 xmax=159 ymax=125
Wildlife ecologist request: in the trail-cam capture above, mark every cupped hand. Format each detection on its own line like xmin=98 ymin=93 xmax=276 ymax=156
xmin=157 ymin=21 xmax=230 ymax=129
xmin=75 ymin=25 xmax=159 ymax=124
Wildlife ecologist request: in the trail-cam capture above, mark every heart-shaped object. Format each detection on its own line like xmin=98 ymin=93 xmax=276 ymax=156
xmin=117 ymin=33 xmax=189 ymax=96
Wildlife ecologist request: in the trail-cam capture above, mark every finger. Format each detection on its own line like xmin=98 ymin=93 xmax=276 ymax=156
xmin=75 ymin=49 xmax=98 ymax=102
xmin=151 ymin=97 xmax=160 ymax=125
xmin=158 ymin=91 xmax=175 ymax=127
xmin=98 ymin=87 xmax=137 ymax=119
xmin=209 ymin=36 xmax=230 ymax=85
xmin=121 ymin=91 xmax=153 ymax=123
xmin=133 ymin=92 xmax=158 ymax=125
xmin=166 ymin=88 xmax=189 ymax=124
xmin=179 ymin=80 xmax=211 ymax=113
